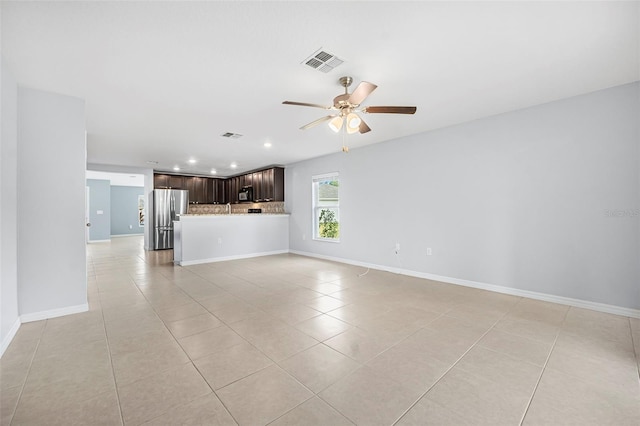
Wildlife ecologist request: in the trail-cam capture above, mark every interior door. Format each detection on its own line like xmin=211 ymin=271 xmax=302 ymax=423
xmin=85 ymin=186 xmax=91 ymax=242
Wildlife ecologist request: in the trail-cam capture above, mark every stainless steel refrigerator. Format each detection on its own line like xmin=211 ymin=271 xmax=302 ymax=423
xmin=150 ymin=189 xmax=189 ymax=250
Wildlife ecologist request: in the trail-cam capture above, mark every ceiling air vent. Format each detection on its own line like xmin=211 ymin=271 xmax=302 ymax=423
xmin=302 ymin=48 xmax=344 ymax=73
xmin=221 ymin=132 xmax=243 ymax=139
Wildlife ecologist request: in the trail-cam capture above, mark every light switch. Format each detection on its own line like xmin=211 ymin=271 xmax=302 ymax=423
xmin=97 ymin=210 xmax=104 ymax=215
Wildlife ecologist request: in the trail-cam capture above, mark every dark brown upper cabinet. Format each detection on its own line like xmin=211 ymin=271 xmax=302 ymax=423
xmin=153 ymin=173 xmax=184 ymax=189
xmin=213 ymin=179 xmax=226 ymax=204
xmin=154 ymin=167 xmax=284 ymax=204
xmin=184 ymin=177 xmax=210 ymax=204
xmin=266 ymin=167 xmax=284 ymax=202
xmin=153 ymin=174 xmax=170 ymax=188
xmin=168 ymin=175 xmax=184 ymax=189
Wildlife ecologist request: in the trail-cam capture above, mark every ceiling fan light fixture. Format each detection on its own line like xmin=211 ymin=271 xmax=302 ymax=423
xmin=283 ymin=75 xmax=416 ymax=141
xmin=346 ymin=113 xmax=361 ymax=134
xmin=328 ymin=116 xmax=343 ymax=133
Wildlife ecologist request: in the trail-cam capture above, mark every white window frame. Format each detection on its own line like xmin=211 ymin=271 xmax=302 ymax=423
xmin=312 ymin=172 xmax=340 ymax=242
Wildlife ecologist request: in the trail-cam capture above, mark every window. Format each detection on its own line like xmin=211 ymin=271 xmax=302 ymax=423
xmin=312 ymin=173 xmax=340 ymax=242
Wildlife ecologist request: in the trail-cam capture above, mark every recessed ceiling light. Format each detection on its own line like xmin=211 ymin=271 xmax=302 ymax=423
xmin=188 ymin=159 xmax=196 ymax=164
xmin=173 ymin=166 xmax=180 ymax=171
xmin=210 ymin=169 xmax=217 ymax=174
xmin=230 ymin=163 xmax=238 ymax=169
xmin=264 ymin=142 xmax=272 ymax=148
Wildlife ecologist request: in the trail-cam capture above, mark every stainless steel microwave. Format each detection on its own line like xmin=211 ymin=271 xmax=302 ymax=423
xmin=239 ymin=186 xmax=253 ymax=202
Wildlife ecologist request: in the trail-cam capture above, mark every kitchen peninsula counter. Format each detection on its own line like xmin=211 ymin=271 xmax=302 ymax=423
xmin=173 ymin=214 xmax=289 ymax=265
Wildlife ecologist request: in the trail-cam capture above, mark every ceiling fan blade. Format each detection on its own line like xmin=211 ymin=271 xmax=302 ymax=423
xmin=359 ymin=118 xmax=371 ymax=134
xmin=299 ymin=115 xmax=336 ymax=130
xmin=348 ymin=81 xmax=377 ymax=105
xmin=363 ymin=106 xmax=417 ymax=114
xmin=283 ymin=101 xmax=331 ymax=109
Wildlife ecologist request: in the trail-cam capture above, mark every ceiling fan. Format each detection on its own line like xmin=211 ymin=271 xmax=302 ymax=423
xmin=283 ymin=76 xmax=417 ymax=135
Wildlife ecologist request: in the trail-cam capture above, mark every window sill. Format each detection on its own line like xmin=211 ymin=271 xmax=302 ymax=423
xmin=312 ymin=237 xmax=340 ymax=243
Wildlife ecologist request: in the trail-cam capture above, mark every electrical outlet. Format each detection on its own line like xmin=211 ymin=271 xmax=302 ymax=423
xmin=395 ymin=243 xmax=400 ymax=252
xmin=129 ymin=225 xmax=133 ymax=230
xmin=427 ymin=247 xmax=432 ymax=256
xmin=218 ymin=237 xmax=222 ymax=245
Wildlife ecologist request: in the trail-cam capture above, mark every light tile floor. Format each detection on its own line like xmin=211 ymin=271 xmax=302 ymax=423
xmin=1 ymin=236 xmax=639 ymax=425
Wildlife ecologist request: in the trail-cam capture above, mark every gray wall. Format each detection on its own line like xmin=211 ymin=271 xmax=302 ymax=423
xmin=86 ymin=179 xmax=111 ymax=241
xmin=87 ymin=163 xmax=154 ymax=250
xmin=1 ymin=58 xmax=19 ymax=353
xmin=18 ymin=88 xmax=87 ymax=317
xmin=286 ymin=82 xmax=640 ymax=310
xmin=111 ymin=185 xmax=144 ymax=235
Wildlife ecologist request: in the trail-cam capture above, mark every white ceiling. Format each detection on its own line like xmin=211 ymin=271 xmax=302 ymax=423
xmin=2 ymin=1 xmax=638 ymax=177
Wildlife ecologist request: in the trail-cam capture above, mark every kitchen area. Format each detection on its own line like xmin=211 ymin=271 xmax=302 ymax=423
xmin=149 ymin=167 xmax=289 ymax=265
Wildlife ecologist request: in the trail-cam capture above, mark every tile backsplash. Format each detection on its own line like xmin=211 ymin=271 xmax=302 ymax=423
xmin=188 ymin=201 xmax=285 ymax=215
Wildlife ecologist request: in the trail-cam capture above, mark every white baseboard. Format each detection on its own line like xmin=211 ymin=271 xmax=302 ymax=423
xmin=179 ymin=250 xmax=289 ymax=266
xmin=110 ymin=233 xmax=144 ymax=238
xmin=1 ymin=318 xmax=22 ymax=358
xmin=20 ymin=303 xmax=89 ymax=323
xmin=289 ymin=250 xmax=640 ymax=319
xmin=88 ymin=239 xmax=110 ymax=243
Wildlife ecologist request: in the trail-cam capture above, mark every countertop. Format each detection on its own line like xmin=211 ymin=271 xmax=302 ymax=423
xmin=180 ymin=213 xmax=289 ymax=217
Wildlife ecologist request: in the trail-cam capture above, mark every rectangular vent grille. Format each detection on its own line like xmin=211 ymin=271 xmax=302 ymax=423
xmin=221 ymin=132 xmax=243 ymax=139
xmin=305 ymin=58 xmax=323 ymax=69
xmin=302 ymin=48 xmax=344 ymax=73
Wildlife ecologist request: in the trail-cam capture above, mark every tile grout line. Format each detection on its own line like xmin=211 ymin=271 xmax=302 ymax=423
xmin=142 ymin=261 xmax=321 ymax=425
xmin=87 ymin=240 xmax=640 ymax=426
xmin=98 ymin=286 xmax=126 ymax=426
xmin=121 ymin=259 xmax=224 ymax=423
xmin=173 ymin=265 xmax=359 ymax=425
xmin=628 ymin=318 xmax=640 ymax=382
xmin=297 ymin=295 xmax=465 ymax=424
xmin=260 ymin=364 xmax=322 ymax=426
xmin=266 ymin=311 xmax=378 ymax=424
xmin=90 ymin=252 xmax=133 ymax=425
xmin=6 ymin=320 xmax=47 ymax=426
xmin=173 ymin=267 xmax=369 ymax=425
xmin=517 ymin=305 xmax=571 ymax=426
xmin=389 ymin=303 xmax=519 ymax=426
xmin=189 ymin=354 xmax=243 ymax=426
xmin=95 ymin=250 xmax=195 ymax=424
xmin=94 ymin=243 xmax=639 ymax=424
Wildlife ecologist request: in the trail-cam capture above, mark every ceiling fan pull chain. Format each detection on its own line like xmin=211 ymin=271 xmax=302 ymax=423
xmin=342 ymin=123 xmax=349 ymax=153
